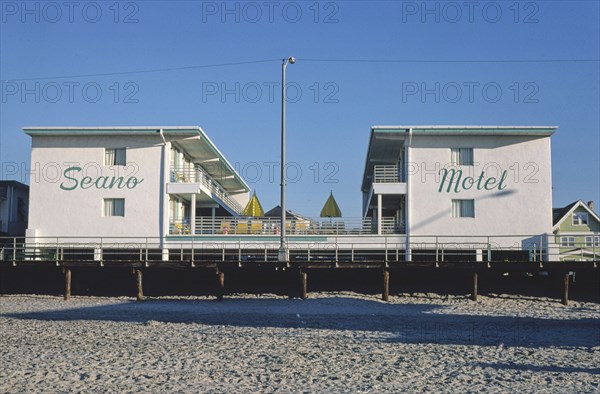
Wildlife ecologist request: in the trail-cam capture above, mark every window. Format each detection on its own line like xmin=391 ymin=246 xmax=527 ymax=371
xmin=561 ymin=236 xmax=575 ymax=247
xmin=586 ymin=236 xmax=600 ymax=247
xmin=451 ymin=148 xmax=474 ymax=166
xmin=572 ymin=212 xmax=588 ymax=225
xmin=452 ymin=199 xmax=475 ymax=218
xmin=105 ymin=148 xmax=126 ymax=166
xmin=103 ymin=198 xmax=125 ymax=217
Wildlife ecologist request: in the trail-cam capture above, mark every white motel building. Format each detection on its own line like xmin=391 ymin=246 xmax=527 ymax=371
xmin=21 ymin=125 xmax=557 ymax=262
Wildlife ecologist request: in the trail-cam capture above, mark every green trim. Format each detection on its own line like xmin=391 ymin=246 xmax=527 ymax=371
xmin=372 ymin=127 xmax=556 ymax=136
xmin=23 ymin=128 xmax=200 ymax=136
xmin=412 ymin=129 xmax=555 ymax=136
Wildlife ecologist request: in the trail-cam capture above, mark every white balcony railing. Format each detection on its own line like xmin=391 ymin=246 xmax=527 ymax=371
xmin=170 ymin=166 xmax=244 ymax=214
xmin=169 ymin=216 xmax=405 ymax=236
xmin=374 ymin=165 xmax=404 ymax=183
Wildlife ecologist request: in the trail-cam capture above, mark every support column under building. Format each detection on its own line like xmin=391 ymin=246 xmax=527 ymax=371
xmin=190 ymin=194 xmax=196 ymax=235
xmin=377 ymin=193 xmax=382 ymax=235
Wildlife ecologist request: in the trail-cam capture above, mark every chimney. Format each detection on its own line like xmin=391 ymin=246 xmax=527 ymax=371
xmin=588 ymin=201 xmax=595 ymax=212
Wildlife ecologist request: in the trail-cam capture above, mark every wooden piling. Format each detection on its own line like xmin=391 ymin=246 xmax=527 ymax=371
xmin=217 ymin=271 xmax=225 ymax=301
xmin=299 ymin=270 xmax=308 ymax=300
xmin=562 ymin=272 xmax=569 ymax=306
xmin=64 ymin=268 xmax=71 ymax=301
xmin=471 ymin=272 xmax=478 ymax=301
xmin=136 ymin=269 xmax=143 ymax=301
xmin=382 ymin=269 xmax=390 ymax=301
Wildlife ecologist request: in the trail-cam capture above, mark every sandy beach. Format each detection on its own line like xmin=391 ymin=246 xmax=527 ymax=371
xmin=1 ymin=292 xmax=599 ymax=393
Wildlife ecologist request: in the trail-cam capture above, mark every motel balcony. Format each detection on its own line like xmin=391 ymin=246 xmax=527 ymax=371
xmin=169 ymin=216 xmax=405 ymax=236
xmin=361 ymin=165 xmax=407 ymax=234
xmin=372 ymin=164 xmax=406 ymax=190
xmin=364 ymin=164 xmax=408 ymax=204
xmin=167 ymin=165 xmax=245 ymax=215
xmin=374 ymin=164 xmax=405 ymax=184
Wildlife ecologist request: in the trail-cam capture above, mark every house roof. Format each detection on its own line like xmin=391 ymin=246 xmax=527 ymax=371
xmin=552 ymin=200 xmax=600 ymax=229
xmin=264 ymin=206 xmax=310 ymax=221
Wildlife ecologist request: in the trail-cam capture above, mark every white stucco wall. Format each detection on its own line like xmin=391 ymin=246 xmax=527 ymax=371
xmin=408 ymin=134 xmax=553 ymax=241
xmin=27 ymin=135 xmax=166 ymax=240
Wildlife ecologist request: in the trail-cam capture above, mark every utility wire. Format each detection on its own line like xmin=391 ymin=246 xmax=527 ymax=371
xmin=3 ymin=59 xmax=281 ymax=82
xmin=4 ymin=57 xmax=599 ymax=82
xmin=302 ymin=58 xmax=600 ymax=64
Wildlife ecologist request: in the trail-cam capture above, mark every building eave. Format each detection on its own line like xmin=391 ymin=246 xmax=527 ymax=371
xmin=22 ymin=126 xmax=202 ymax=136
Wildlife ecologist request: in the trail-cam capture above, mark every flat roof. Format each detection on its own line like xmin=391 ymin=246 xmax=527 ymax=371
xmin=362 ymin=125 xmax=558 ymax=191
xmin=22 ymin=126 xmax=201 ymax=136
xmin=22 ymin=126 xmax=250 ymax=193
xmin=372 ymin=125 xmax=557 ymax=135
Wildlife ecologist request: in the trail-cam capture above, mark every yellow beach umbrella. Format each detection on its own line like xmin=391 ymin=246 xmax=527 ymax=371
xmin=243 ymin=192 xmax=264 ymax=217
xmin=320 ymin=191 xmax=342 ymax=218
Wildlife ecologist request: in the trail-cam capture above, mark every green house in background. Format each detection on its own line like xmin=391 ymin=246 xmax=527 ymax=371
xmin=552 ymin=200 xmax=600 ymax=261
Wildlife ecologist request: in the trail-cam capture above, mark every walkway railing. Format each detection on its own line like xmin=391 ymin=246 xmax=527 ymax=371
xmin=0 ymin=234 xmax=597 ymax=264
xmin=170 ymin=216 xmax=405 ymax=235
xmin=374 ymin=165 xmax=404 ymax=183
xmin=170 ymin=165 xmax=244 ymax=214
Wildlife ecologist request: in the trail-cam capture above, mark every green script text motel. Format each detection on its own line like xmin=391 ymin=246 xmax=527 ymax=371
xmin=438 ymin=168 xmax=508 ymax=193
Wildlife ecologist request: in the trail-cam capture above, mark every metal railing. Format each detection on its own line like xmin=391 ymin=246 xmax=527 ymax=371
xmin=0 ymin=234 xmax=597 ymax=264
xmin=374 ymin=165 xmax=404 ymax=183
xmin=169 ymin=216 xmax=404 ymax=236
xmin=170 ymin=165 xmax=244 ymax=214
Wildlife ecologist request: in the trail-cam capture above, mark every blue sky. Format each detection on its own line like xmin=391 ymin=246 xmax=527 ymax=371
xmin=1 ymin=0 xmax=599 ymax=217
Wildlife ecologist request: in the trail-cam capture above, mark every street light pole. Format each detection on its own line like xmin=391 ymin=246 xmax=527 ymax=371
xmin=279 ymin=56 xmax=295 ymax=262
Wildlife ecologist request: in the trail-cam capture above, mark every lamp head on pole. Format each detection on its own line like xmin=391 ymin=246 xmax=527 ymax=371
xmin=288 ymin=56 xmax=296 ymax=64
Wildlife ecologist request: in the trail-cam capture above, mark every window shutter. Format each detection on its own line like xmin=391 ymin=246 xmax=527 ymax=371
xmin=461 ymin=200 xmax=475 ymax=217
xmin=114 ymin=199 xmax=125 ymax=216
xmin=115 ymin=148 xmax=126 ymax=165
xmin=460 ymin=148 xmax=473 ymax=165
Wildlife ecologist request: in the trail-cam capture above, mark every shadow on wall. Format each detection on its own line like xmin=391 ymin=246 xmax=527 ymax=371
xmin=409 ymin=190 xmax=516 ymax=234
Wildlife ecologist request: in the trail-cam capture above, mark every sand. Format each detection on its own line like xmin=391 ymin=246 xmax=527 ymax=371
xmin=1 ymin=292 xmax=599 ymax=393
